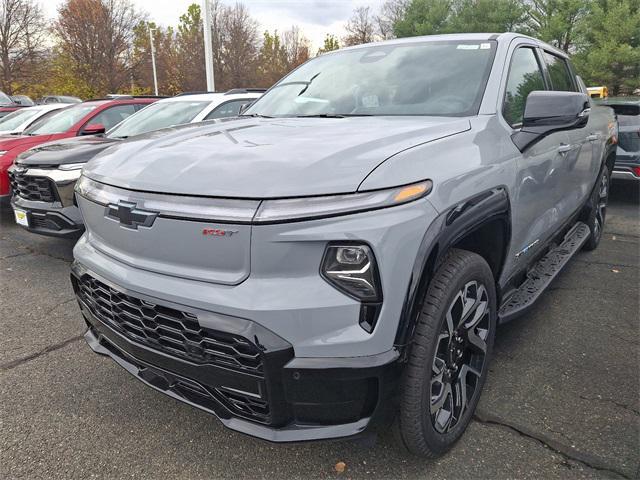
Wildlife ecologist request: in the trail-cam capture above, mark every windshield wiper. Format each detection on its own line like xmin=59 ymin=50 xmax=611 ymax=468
xmin=240 ymin=113 xmax=275 ymax=119
xmin=295 ymin=113 xmax=376 ymax=118
xmin=295 ymin=113 xmax=345 ymax=118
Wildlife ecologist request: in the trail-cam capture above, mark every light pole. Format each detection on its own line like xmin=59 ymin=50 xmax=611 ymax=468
xmin=149 ymin=26 xmax=159 ymax=96
xmin=202 ymin=0 xmax=215 ymax=91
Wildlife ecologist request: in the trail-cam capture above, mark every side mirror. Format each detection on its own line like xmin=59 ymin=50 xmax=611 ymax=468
xmin=238 ymin=102 xmax=254 ymax=115
xmin=512 ymin=91 xmax=590 ymax=152
xmin=81 ymin=123 xmax=106 ymax=135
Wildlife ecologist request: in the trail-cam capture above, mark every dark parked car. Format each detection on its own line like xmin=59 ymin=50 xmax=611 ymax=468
xmin=0 ymin=97 xmax=160 ymax=209
xmin=598 ymin=97 xmax=640 ymax=181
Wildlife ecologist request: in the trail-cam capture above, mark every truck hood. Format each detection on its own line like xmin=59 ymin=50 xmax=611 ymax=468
xmin=17 ymin=135 xmax=119 ymax=166
xmin=84 ymin=116 xmax=470 ymax=198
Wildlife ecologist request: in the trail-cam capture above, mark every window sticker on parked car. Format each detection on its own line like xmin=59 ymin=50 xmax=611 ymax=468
xmin=362 ymin=95 xmax=380 ymax=108
xmin=457 ymin=44 xmax=479 ymax=50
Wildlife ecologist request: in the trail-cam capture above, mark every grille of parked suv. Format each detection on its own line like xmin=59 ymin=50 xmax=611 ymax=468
xmin=76 ymin=275 xmax=264 ymax=376
xmin=8 ymin=171 xmax=58 ymax=202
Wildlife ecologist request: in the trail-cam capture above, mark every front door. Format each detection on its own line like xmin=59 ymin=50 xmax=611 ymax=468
xmin=501 ymin=45 xmax=571 ymax=275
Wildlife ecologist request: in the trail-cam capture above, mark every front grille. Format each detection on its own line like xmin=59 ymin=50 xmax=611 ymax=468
xmin=30 ymin=215 xmax=62 ymax=231
xmin=8 ymin=170 xmax=58 ymax=202
xmin=76 ymin=275 xmax=264 ymax=377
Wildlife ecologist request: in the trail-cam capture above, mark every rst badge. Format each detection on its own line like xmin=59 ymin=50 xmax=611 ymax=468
xmin=202 ymin=228 xmax=238 ymax=237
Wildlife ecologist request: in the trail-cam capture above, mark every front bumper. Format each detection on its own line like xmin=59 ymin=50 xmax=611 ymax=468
xmin=8 ymin=165 xmax=83 ymax=237
xmin=72 ymin=263 xmax=400 ymax=442
xmin=11 ymin=195 xmax=84 ymax=237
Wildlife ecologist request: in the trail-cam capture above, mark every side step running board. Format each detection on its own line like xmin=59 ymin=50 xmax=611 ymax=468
xmin=498 ymin=222 xmax=590 ymax=323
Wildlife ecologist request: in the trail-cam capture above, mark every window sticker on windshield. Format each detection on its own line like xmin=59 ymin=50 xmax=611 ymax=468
xmin=457 ymin=44 xmax=479 ymax=50
xmin=362 ymin=95 xmax=379 ymax=108
xmin=480 ymin=43 xmax=491 ymax=49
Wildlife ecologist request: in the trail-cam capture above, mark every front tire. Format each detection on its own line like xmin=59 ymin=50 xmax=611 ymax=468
xmin=397 ymin=249 xmax=497 ymax=457
xmin=583 ymin=167 xmax=610 ymax=251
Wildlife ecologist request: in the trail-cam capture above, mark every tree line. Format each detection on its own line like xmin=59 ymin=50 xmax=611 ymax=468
xmin=0 ymin=0 xmax=638 ymax=99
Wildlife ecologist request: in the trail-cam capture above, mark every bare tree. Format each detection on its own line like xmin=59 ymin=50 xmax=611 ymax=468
xmin=343 ymin=6 xmax=376 ymax=46
xmin=376 ymin=0 xmax=410 ymax=40
xmin=54 ymin=0 xmax=144 ymax=96
xmin=282 ymin=25 xmax=310 ymax=69
xmin=220 ymin=3 xmax=259 ymax=88
xmin=0 ymin=0 xmax=46 ymax=93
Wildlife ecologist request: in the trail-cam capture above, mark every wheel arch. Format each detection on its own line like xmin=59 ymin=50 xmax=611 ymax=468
xmin=394 ymin=187 xmax=511 ymax=357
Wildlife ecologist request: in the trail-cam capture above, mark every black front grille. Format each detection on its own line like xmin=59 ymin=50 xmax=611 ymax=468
xmin=8 ymin=170 xmax=58 ymax=202
xmin=76 ymin=275 xmax=264 ymax=377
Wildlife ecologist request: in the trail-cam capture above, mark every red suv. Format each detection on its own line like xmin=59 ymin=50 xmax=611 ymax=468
xmin=0 ymin=97 xmax=159 ymax=205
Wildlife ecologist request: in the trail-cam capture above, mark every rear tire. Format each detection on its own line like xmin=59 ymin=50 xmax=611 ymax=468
xmin=397 ymin=249 xmax=497 ymax=457
xmin=583 ymin=167 xmax=610 ymax=251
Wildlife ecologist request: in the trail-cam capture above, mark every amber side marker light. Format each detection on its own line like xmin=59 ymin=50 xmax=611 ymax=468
xmin=393 ymin=181 xmax=432 ymax=203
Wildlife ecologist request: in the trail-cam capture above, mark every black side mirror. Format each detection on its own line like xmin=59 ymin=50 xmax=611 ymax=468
xmin=238 ymin=102 xmax=254 ymax=115
xmin=512 ymin=91 xmax=590 ymax=152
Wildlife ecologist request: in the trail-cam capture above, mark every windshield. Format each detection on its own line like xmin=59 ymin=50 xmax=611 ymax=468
xmin=0 ymin=108 xmax=46 ymax=131
xmin=0 ymin=91 xmax=13 ymax=105
xmin=247 ymin=40 xmax=496 ymax=118
xmin=24 ymin=104 xmax=96 ymax=135
xmin=108 ymin=100 xmax=209 ymax=138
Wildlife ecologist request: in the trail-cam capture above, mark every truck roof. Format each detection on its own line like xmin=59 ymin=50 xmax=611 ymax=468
xmin=335 ymin=32 xmax=570 ymax=60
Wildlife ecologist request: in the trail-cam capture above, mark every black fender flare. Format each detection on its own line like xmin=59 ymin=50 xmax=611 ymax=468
xmin=393 ymin=187 xmax=511 ymax=357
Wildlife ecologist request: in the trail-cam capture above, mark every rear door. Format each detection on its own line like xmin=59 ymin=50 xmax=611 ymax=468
xmin=502 ymin=45 xmax=570 ymax=271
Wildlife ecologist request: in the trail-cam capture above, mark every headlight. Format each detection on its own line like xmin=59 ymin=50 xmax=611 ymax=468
xmin=321 ymin=243 xmax=383 ymax=332
xmin=321 ymin=243 xmax=381 ymax=302
xmin=254 ymin=180 xmax=432 ymax=223
xmin=58 ymin=163 xmax=85 ymax=171
xmin=0 ymin=151 xmax=7 ymax=156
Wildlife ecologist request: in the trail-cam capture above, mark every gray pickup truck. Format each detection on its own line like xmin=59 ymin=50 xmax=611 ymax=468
xmin=71 ymin=33 xmax=616 ymax=457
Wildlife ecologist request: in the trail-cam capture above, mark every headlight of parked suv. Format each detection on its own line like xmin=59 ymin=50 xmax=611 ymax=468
xmin=58 ymin=163 xmax=85 ymax=171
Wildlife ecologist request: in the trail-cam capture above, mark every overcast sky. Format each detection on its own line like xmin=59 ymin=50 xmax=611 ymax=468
xmin=43 ymin=0 xmax=387 ymax=50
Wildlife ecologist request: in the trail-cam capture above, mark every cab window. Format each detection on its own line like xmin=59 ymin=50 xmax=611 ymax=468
xmin=503 ymin=47 xmax=546 ymax=128
xmin=542 ymin=52 xmax=576 ymax=92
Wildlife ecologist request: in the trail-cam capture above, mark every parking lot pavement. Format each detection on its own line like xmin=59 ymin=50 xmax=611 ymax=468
xmin=1 ymin=182 xmax=638 ymax=480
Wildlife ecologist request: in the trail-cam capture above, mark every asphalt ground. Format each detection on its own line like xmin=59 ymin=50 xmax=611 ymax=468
xmin=1 ymin=181 xmax=638 ymax=479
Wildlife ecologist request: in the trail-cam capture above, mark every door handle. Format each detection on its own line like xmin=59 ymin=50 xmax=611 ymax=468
xmin=558 ymin=144 xmax=572 ymax=153
xmin=586 ymin=134 xmax=599 ymax=142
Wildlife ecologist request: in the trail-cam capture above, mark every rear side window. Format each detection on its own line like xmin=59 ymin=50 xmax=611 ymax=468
xmin=503 ymin=47 xmax=546 ymax=127
xmin=542 ymin=52 xmax=576 ymax=92
xmin=618 ymin=114 xmax=640 ymax=127
xmin=204 ymin=99 xmax=249 ymax=120
xmin=86 ymin=104 xmax=137 ymax=131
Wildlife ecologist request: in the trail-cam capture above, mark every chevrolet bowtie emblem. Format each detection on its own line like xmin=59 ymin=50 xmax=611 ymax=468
xmin=105 ymin=201 xmax=158 ymax=229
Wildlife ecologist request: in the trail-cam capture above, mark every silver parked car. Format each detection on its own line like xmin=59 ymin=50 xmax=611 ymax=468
xmin=71 ymin=33 xmax=615 ymax=456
